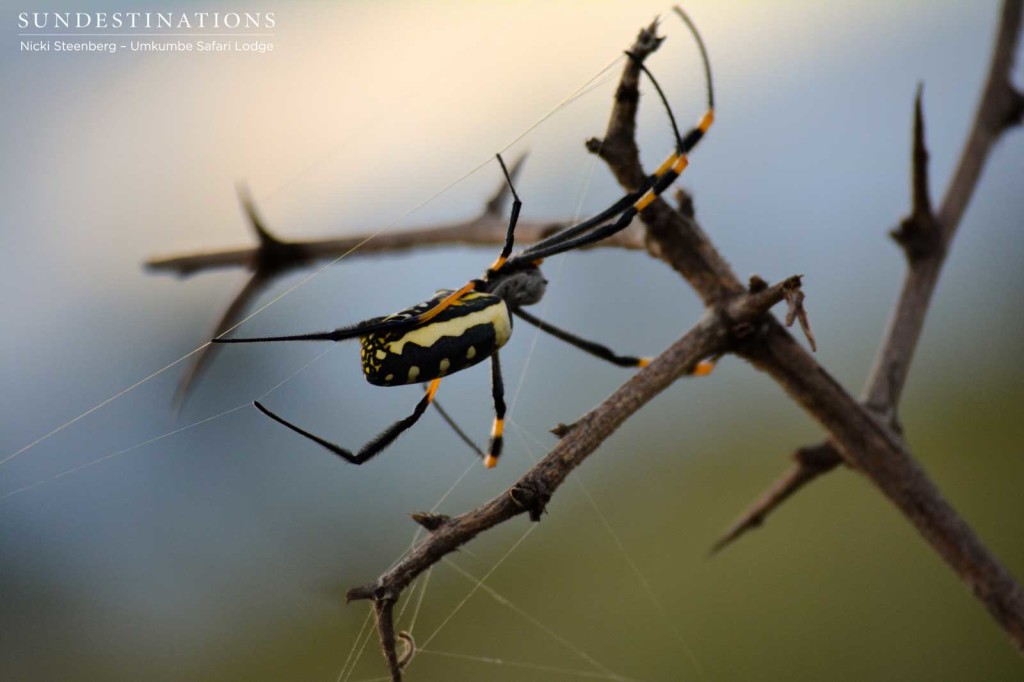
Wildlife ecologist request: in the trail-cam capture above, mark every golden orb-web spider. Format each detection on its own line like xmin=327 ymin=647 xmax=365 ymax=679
xmin=214 ymin=7 xmax=715 ymax=469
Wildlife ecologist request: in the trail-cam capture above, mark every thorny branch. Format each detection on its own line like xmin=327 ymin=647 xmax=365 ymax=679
xmin=342 ymin=8 xmax=1024 ymax=678
xmin=713 ymin=0 xmax=1024 ymax=554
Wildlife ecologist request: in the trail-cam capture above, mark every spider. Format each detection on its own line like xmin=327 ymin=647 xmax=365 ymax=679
xmin=214 ymin=7 xmax=715 ymax=469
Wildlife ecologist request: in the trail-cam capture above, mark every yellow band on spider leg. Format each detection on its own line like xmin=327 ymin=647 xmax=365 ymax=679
xmin=426 ymin=378 xmax=441 ymax=401
xmin=637 ymin=357 xmax=652 ymax=368
xmin=484 ymin=418 xmax=504 ymax=469
xmin=672 ymin=155 xmax=689 ymax=174
xmin=698 ymin=110 xmax=715 ymax=133
xmin=634 ymin=189 xmax=657 ymax=211
xmin=654 ymin=153 xmax=680 ymax=177
xmin=691 ymin=360 xmax=715 ymax=377
xmin=489 ymin=256 xmax=507 ymax=271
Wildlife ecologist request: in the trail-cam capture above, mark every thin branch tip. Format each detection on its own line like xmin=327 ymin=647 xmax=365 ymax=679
xmin=891 ymin=84 xmax=941 ymax=261
xmin=410 ymin=511 xmax=451 ymax=532
xmin=483 ymin=152 xmax=529 ymax=217
xmin=711 ymin=444 xmax=841 ymax=555
xmin=510 ymin=479 xmax=552 ymax=522
xmin=370 ymin=596 xmax=403 ymax=682
xmin=1006 ymin=84 xmax=1024 ymax=129
xmin=550 ymin=422 xmax=574 ymax=438
xmin=727 ymin=274 xmax=812 ymax=348
xmin=748 ymin=274 xmax=768 ymax=293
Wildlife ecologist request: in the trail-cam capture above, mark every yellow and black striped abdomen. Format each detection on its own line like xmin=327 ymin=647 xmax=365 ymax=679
xmin=360 ymin=291 xmax=511 ymax=386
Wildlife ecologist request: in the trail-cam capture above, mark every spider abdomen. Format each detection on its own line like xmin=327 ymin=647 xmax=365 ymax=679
xmin=360 ymin=290 xmax=511 ymax=386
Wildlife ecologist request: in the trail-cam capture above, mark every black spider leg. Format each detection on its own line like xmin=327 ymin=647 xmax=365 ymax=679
xmin=513 ymin=307 xmax=646 ymax=368
xmin=510 ymin=10 xmax=716 ymax=265
xmin=211 ymin=276 xmax=484 ymax=345
xmin=514 ymin=194 xmax=640 ymax=264
xmin=253 ymin=378 xmax=441 ymax=465
xmin=510 ymin=69 xmax=683 ymax=263
xmin=483 ymin=352 xmax=506 ymax=468
xmin=511 ymin=89 xmax=710 ymax=262
xmin=508 ymin=197 xmax=643 ymax=262
xmin=429 ymin=390 xmax=484 ymax=458
xmin=487 ymin=154 xmax=523 ymax=274
xmin=211 ymin=315 xmax=410 ymax=344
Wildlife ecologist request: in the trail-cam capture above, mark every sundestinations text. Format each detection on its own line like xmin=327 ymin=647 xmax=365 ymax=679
xmin=18 ymin=11 xmax=275 ymax=30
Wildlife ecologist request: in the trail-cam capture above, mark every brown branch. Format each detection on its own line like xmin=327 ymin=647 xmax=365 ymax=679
xmin=744 ymin=320 xmax=1024 ymax=650
xmin=370 ymin=592 xmax=402 ymax=679
xmin=171 ymin=270 xmax=269 ymax=412
xmin=145 ymin=154 xmax=641 ymax=279
xmin=146 ymin=215 xmax=627 ymax=276
xmin=714 ymin=0 xmax=1023 ymax=554
xmin=636 ymin=5 xmax=1024 ymax=641
xmin=586 ymin=19 xmax=742 ymax=305
xmin=709 ymin=443 xmax=839 ymax=555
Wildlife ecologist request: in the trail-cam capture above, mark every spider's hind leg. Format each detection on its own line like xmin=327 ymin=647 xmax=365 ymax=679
xmin=253 ymin=378 xmax=441 ymax=465
xmin=484 ymin=352 xmax=506 ymax=469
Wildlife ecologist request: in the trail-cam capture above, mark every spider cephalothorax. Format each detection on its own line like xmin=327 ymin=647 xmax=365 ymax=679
xmin=483 ymin=263 xmax=547 ymax=308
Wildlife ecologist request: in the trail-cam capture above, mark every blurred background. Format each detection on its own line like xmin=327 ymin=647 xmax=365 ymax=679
xmin=2 ymin=1 xmax=1023 ymax=680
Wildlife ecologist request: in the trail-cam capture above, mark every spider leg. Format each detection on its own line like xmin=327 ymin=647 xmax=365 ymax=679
xmin=430 ymin=393 xmax=484 ymax=459
xmin=522 ymin=111 xmax=711 ymax=261
xmin=213 ymin=280 xmax=481 ymax=344
xmin=212 ymin=315 xmax=405 ymax=344
xmin=514 ymin=201 xmax=640 ymax=262
xmin=483 ymin=352 xmax=506 ymax=469
xmin=510 ymin=11 xmax=715 ymax=265
xmin=514 ymin=307 xmax=718 ymax=376
xmin=487 ymin=154 xmax=523 ymax=273
xmin=253 ymin=378 xmax=441 ymax=465
xmin=513 ymin=307 xmax=647 ymax=368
